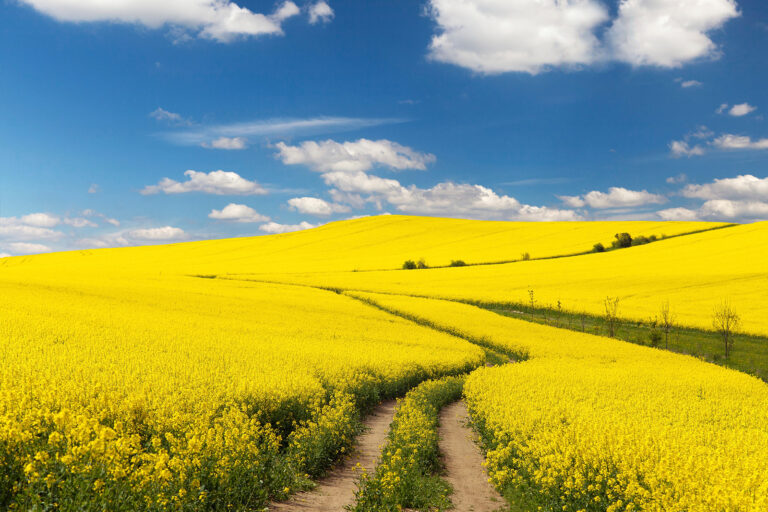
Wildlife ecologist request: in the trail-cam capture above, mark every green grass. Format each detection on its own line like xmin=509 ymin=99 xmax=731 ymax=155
xmin=479 ymin=303 xmax=768 ymax=381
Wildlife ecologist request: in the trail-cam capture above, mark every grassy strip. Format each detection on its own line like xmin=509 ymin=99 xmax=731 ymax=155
xmin=351 ymin=376 xmax=465 ymax=512
xmin=471 ymin=301 xmax=768 ymax=382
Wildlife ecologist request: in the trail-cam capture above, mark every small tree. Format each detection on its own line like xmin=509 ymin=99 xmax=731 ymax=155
xmin=659 ymin=300 xmax=676 ymax=349
xmin=416 ymin=258 xmax=428 ymax=269
xmin=520 ymin=252 xmax=531 ymax=261
xmin=592 ymin=242 xmax=606 ymax=253
xmin=604 ymin=296 xmax=620 ymax=337
xmin=528 ymin=289 xmax=536 ymax=311
xmin=402 ymin=260 xmax=417 ymax=270
xmin=612 ymin=233 xmax=633 ymax=249
xmin=712 ymin=300 xmax=741 ymax=360
xmin=449 ymin=259 xmax=466 ymax=267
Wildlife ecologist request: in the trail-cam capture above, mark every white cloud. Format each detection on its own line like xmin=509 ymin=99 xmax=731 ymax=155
xmin=0 ymin=253 xmax=11 ymax=258
xmin=201 ymin=136 xmax=248 ymax=150
xmin=82 ymin=209 xmax=120 ymax=227
xmin=21 ymin=212 xmax=60 ymax=227
xmin=5 ymin=242 xmax=51 ymax=254
xmin=18 ymin=0 xmax=302 ymax=43
xmin=607 ymin=0 xmax=739 ymax=68
xmin=149 ymin=107 xmax=190 ymax=125
xmin=728 ymin=103 xmax=757 ymax=117
xmin=126 ymin=226 xmax=186 ymax=241
xmin=63 ymin=217 xmax=97 ymax=228
xmin=427 ymin=0 xmax=609 ymax=75
xmin=666 ymin=173 xmax=688 ymax=184
xmin=716 ymin=103 xmax=729 ymax=114
xmin=560 ymin=187 xmax=667 ymax=209
xmin=275 ymin=139 xmax=436 ymax=173
xmin=308 ymin=1 xmax=333 ymax=24
xmin=141 ymin=170 xmax=268 ymax=195
xmin=208 ymin=203 xmax=270 ymax=223
xmin=0 ymin=217 xmax=63 ymax=241
xmin=679 ymin=79 xmax=702 ymax=88
xmin=656 ymin=207 xmax=700 ymax=221
xmin=162 ymin=116 xmax=403 ymax=146
xmin=323 ymin=171 xmax=579 ymax=220
xmin=669 ymin=140 xmax=706 ymax=157
xmin=682 ymin=174 xmax=768 ymax=201
xmin=259 ymin=221 xmax=316 ymax=234
xmin=712 ymin=134 xmax=768 ymax=150
xmin=88 ymin=184 xmax=100 ymax=194
xmin=698 ymin=199 xmax=768 ymax=220
xmin=287 ymin=197 xmax=350 ymax=216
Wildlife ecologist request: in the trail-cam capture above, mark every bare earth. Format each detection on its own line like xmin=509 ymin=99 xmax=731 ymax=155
xmin=270 ymin=400 xmax=397 ymax=512
xmin=439 ymin=401 xmax=506 ymax=512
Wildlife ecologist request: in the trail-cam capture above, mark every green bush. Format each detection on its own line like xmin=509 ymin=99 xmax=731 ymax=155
xmin=402 ymin=260 xmax=417 ymax=270
xmin=612 ymin=233 xmax=633 ymax=249
xmin=449 ymin=260 xmax=466 ymax=267
xmin=592 ymin=243 xmax=606 ymax=253
xmin=416 ymin=258 xmax=428 ymax=269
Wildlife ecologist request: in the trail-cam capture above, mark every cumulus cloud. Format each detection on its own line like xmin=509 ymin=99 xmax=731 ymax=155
xmin=126 ymin=226 xmax=186 ymax=241
xmin=426 ymin=0 xmax=739 ymax=74
xmin=661 ymin=175 xmax=768 ymax=222
xmin=275 ymin=139 xmax=436 ymax=173
xmin=141 ymin=170 xmax=268 ymax=195
xmin=322 ymin=171 xmax=579 ymax=220
xmin=728 ymin=103 xmax=757 ymax=116
xmin=560 ymin=187 xmax=667 ymax=209
xmin=17 ymin=0 xmax=302 ymax=42
xmin=656 ymin=207 xmax=700 ymax=221
xmin=607 ymin=0 xmax=739 ymax=68
xmin=5 ymin=242 xmax=51 ymax=254
xmin=712 ymin=134 xmax=768 ymax=150
xmin=21 ymin=212 xmax=60 ymax=227
xmin=427 ymin=0 xmax=609 ymax=74
xmin=287 ymin=197 xmax=350 ymax=216
xmin=259 ymin=221 xmax=316 ymax=234
xmin=682 ymin=174 xmax=768 ymax=201
xmin=308 ymin=1 xmax=333 ymax=24
xmin=201 ymin=136 xmax=248 ymax=150
xmin=666 ymin=173 xmax=688 ymax=184
xmin=678 ymin=79 xmax=703 ymax=88
xmin=669 ymin=140 xmax=706 ymax=157
xmin=208 ymin=203 xmax=270 ymax=223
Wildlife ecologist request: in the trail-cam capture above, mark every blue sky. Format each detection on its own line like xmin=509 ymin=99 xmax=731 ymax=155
xmin=1 ymin=0 xmax=767 ymax=255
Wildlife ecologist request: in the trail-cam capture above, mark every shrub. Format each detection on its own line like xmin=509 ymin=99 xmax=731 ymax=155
xmin=449 ymin=260 xmax=466 ymax=267
xmin=649 ymin=330 xmax=663 ymax=347
xmin=592 ymin=243 xmax=606 ymax=253
xmin=612 ymin=233 xmax=633 ymax=249
xmin=402 ymin=260 xmax=417 ymax=270
xmin=416 ymin=258 xmax=428 ymax=269
xmin=521 ymin=252 xmax=531 ymax=261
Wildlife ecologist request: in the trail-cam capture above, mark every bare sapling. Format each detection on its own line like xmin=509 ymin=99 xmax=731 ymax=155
xmin=604 ymin=296 xmax=620 ymax=338
xmin=712 ymin=300 xmax=741 ymax=360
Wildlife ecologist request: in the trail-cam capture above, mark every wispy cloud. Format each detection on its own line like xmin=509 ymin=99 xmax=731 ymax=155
xmin=161 ymin=116 xmax=406 ymax=146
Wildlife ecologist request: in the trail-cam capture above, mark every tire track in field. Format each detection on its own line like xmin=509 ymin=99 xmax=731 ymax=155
xmin=440 ymin=400 xmax=507 ymax=512
xmin=270 ymin=400 xmax=397 ymax=512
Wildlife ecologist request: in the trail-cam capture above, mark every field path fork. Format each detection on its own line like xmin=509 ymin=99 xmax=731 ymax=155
xmin=270 ymin=400 xmax=397 ymax=511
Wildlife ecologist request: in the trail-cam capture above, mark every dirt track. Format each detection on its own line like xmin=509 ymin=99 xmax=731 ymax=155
xmin=269 ymin=400 xmax=396 ymax=511
xmin=439 ymin=401 xmax=506 ymax=512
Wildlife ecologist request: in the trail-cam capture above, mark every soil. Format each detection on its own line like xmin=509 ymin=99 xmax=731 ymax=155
xmin=269 ymin=400 xmax=397 ymax=511
xmin=439 ymin=401 xmax=507 ymax=512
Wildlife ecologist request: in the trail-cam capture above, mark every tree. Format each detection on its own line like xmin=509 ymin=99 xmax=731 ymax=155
xmin=612 ymin=233 xmax=633 ymax=249
xmin=592 ymin=242 xmax=606 ymax=253
xmin=604 ymin=296 xmax=620 ymax=337
xmin=713 ymin=300 xmax=741 ymax=360
xmin=659 ymin=300 xmax=676 ymax=350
